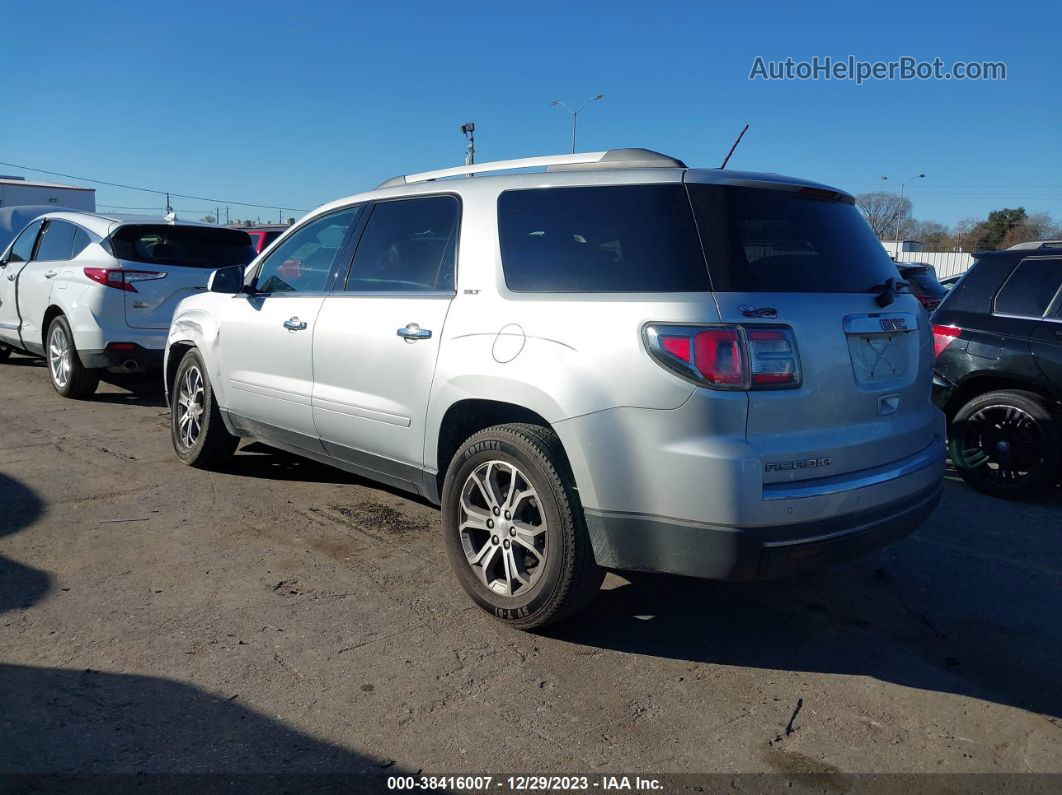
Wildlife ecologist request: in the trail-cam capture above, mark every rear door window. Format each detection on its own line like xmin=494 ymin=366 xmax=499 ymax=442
xmin=35 ymin=220 xmax=78 ymax=261
xmin=688 ymin=184 xmax=898 ymax=292
xmin=344 ymin=195 xmax=460 ymax=292
xmin=109 ymin=225 xmax=256 ymax=269
xmin=994 ymin=257 xmax=1062 ymax=318
xmin=498 ymin=184 xmax=708 ymax=292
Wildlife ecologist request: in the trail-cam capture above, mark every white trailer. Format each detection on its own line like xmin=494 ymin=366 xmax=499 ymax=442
xmin=0 ymin=177 xmax=95 ymax=212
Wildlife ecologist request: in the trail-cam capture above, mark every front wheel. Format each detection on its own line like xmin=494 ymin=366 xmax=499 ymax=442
xmin=170 ymin=349 xmax=238 ymax=469
xmin=46 ymin=316 xmax=99 ymax=399
xmin=441 ymin=423 xmax=604 ymax=630
xmin=949 ymin=389 xmax=1059 ymax=500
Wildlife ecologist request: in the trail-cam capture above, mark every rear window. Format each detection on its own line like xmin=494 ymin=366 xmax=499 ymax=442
xmin=688 ymin=184 xmax=898 ymax=292
xmin=899 ymin=266 xmax=946 ymax=299
xmin=109 ymin=225 xmax=256 ymax=268
xmin=498 ymin=185 xmax=710 ymax=292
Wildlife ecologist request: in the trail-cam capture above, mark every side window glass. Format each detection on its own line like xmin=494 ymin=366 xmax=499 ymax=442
xmin=7 ymin=220 xmax=44 ymax=263
xmin=994 ymin=258 xmax=1062 ymax=318
xmin=345 ymin=196 xmax=459 ymax=292
xmin=35 ymin=221 xmax=77 ymax=262
xmin=70 ymin=227 xmax=93 ymax=258
xmin=252 ymin=208 xmax=359 ymax=294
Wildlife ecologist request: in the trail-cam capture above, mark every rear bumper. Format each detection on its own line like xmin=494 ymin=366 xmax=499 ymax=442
xmin=79 ymin=344 xmax=165 ymax=369
xmin=585 ymin=481 xmax=942 ymax=580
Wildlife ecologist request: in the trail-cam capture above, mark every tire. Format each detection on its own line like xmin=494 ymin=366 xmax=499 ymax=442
xmin=441 ymin=423 xmax=604 ymax=630
xmin=170 ymin=348 xmax=238 ymax=469
xmin=46 ymin=315 xmax=100 ymax=399
xmin=949 ymin=389 xmax=1059 ymax=500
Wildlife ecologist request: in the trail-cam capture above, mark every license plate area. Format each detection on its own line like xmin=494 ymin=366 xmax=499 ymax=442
xmin=844 ymin=313 xmax=916 ymax=386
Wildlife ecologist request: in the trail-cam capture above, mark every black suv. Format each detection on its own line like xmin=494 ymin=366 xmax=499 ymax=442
xmin=932 ymin=247 xmax=1062 ymax=498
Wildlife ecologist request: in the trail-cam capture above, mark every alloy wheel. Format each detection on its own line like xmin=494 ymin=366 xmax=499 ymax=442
xmin=175 ymin=365 xmax=206 ymax=449
xmin=48 ymin=325 xmax=71 ymax=388
xmin=956 ymin=403 xmax=1047 ymax=483
xmin=458 ymin=460 xmax=547 ymax=597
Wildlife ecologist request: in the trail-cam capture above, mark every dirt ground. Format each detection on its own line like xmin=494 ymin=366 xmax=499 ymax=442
xmin=1 ymin=353 xmax=1060 ymax=780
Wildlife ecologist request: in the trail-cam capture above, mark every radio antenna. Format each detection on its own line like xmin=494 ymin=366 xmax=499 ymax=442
xmin=720 ymin=123 xmax=749 ymax=169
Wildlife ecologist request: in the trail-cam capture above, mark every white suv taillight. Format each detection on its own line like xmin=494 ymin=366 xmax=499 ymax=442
xmin=644 ymin=324 xmax=802 ymax=390
xmin=84 ymin=267 xmax=167 ymax=293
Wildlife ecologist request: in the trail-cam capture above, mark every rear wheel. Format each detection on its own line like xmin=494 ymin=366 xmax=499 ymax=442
xmin=170 ymin=349 xmax=238 ymax=469
xmin=46 ymin=315 xmax=99 ymax=399
xmin=441 ymin=423 xmax=604 ymax=630
xmin=949 ymin=389 xmax=1058 ymax=499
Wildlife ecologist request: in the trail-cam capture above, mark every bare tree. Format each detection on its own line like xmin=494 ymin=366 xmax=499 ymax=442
xmin=855 ymin=192 xmax=912 ymax=239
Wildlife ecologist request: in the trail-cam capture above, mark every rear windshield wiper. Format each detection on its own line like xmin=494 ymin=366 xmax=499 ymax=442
xmin=869 ymin=277 xmax=909 ymax=308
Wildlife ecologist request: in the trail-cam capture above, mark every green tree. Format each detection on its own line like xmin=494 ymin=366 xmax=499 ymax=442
xmin=967 ymin=207 xmax=1027 ymax=250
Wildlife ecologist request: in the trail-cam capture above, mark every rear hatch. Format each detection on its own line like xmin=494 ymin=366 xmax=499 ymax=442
xmin=685 ymin=176 xmax=937 ymax=484
xmin=109 ymin=224 xmax=256 ymax=329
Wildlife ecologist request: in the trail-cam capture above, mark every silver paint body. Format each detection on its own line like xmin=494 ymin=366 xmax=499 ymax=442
xmin=166 ymin=165 xmax=945 ymax=540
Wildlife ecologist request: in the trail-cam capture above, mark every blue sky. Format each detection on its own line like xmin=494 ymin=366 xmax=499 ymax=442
xmin=2 ymin=0 xmax=1059 ymax=227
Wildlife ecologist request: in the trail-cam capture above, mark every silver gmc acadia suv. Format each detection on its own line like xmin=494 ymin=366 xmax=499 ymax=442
xmin=164 ymin=148 xmax=945 ymax=629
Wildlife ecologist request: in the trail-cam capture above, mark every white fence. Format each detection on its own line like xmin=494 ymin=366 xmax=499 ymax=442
xmin=898 ymin=251 xmax=975 ymax=279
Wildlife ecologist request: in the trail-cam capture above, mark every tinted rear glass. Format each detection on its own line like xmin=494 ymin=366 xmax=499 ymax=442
xmin=498 ymin=185 xmax=709 ymax=292
xmin=35 ymin=220 xmax=77 ymax=261
xmin=994 ymin=257 xmax=1062 ymax=317
xmin=899 ymin=267 xmax=946 ymax=299
xmin=110 ymin=225 xmax=256 ymax=268
xmin=688 ymin=184 xmax=898 ymax=292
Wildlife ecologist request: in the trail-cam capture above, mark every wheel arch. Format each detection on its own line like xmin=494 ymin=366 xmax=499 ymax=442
xmin=944 ymin=372 xmax=1060 ymax=423
xmin=165 ymin=340 xmax=196 ymax=400
xmin=41 ymin=304 xmax=65 ymax=348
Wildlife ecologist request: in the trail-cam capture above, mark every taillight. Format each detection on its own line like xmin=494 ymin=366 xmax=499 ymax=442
xmin=83 ymin=267 xmax=166 ymax=292
xmin=932 ymin=324 xmax=961 ymax=358
xmin=645 ymin=324 xmax=801 ymax=390
xmin=746 ymin=329 xmax=800 ymax=386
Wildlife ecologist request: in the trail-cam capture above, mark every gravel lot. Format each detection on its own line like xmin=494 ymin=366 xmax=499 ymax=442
xmin=1 ymin=353 xmax=1060 ymax=779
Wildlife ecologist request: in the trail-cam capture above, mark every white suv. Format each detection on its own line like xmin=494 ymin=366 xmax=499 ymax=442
xmin=165 ymin=149 xmax=945 ymax=629
xmin=0 ymin=211 xmax=255 ymax=397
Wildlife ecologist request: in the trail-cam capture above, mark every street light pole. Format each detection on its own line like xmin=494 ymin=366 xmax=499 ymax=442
xmin=550 ymin=94 xmax=604 ymax=153
xmin=881 ymin=173 xmax=925 ymax=257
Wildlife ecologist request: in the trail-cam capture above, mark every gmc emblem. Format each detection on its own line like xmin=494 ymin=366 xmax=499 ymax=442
xmin=879 ymin=318 xmax=908 ymax=332
xmin=765 ymin=457 xmax=832 ymax=473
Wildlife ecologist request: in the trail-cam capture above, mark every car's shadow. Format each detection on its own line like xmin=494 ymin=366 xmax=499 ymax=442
xmin=0 ymin=473 xmax=49 ymax=614
xmin=93 ymin=372 xmax=168 ymax=408
xmin=547 ymin=486 xmax=1062 ymax=720
xmin=217 ymin=442 xmax=436 ymax=507
xmin=0 ymin=470 xmax=410 ymax=780
xmin=1 ymin=353 xmax=44 ymax=368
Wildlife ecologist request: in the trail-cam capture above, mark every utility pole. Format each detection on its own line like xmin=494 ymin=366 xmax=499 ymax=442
xmin=550 ymin=94 xmax=604 ymax=153
xmin=882 ymin=173 xmax=926 ymax=256
xmin=165 ymin=192 xmax=172 ymax=214
xmin=225 ymin=206 xmax=230 ymax=225
xmin=215 ymin=206 xmax=220 ymax=225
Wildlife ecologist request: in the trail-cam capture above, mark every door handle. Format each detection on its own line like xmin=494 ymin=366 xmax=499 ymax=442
xmin=44 ymin=270 xmax=58 ymax=279
xmin=283 ymin=317 xmax=308 ymax=331
xmin=397 ymin=323 xmax=432 ymax=340
xmin=6 ymin=274 xmax=14 ymax=282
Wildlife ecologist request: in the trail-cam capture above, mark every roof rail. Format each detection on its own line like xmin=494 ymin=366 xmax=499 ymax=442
xmin=375 ymin=148 xmax=686 ymax=189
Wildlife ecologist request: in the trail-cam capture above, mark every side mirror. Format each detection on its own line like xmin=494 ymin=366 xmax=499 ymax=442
xmin=208 ymin=265 xmax=246 ymax=294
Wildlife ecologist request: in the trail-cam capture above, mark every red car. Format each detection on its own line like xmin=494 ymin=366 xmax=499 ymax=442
xmin=242 ymin=225 xmax=288 ymax=254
